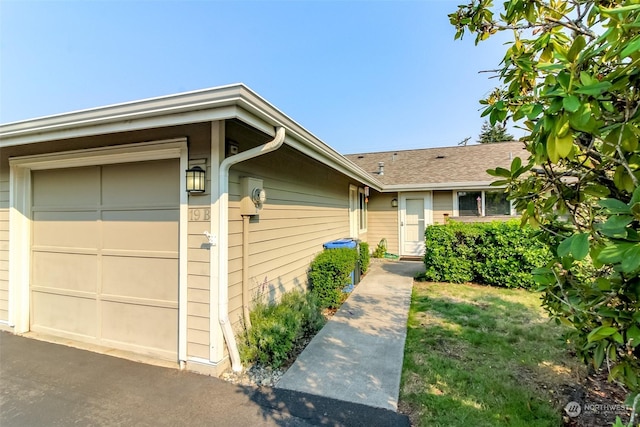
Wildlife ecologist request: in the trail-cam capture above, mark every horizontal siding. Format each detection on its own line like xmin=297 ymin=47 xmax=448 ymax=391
xmin=227 ymin=146 xmax=352 ymax=330
xmin=433 ymin=190 xmax=453 ymax=225
xmin=185 ymin=127 xmax=212 ymax=361
xmin=366 ymin=192 xmax=399 ymax=255
xmin=0 ymin=167 xmax=9 ymax=322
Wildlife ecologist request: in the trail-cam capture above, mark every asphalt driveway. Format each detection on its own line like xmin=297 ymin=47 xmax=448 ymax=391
xmin=0 ymin=332 xmax=408 ymax=426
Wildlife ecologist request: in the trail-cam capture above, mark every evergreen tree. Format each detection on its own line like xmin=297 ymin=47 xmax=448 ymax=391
xmin=478 ymin=121 xmax=514 ymax=143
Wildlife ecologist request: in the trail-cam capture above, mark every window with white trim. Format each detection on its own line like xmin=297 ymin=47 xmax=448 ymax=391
xmin=358 ymin=187 xmax=367 ymax=231
xmin=456 ymin=190 xmax=512 ymax=217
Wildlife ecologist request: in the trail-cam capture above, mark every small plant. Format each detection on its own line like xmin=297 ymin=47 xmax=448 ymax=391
xmin=359 ymin=241 xmax=370 ymax=275
xmin=309 ymin=247 xmax=358 ymax=309
xmin=372 ymin=238 xmax=387 ymax=258
xmin=238 ymin=290 xmax=325 ymax=368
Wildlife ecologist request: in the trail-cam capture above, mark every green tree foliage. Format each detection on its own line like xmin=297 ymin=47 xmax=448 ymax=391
xmin=478 ymin=120 xmax=515 ymax=143
xmin=449 ymin=0 xmax=640 ymax=403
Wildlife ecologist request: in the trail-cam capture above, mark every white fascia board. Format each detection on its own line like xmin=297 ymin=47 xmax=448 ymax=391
xmin=381 ymin=181 xmax=502 ymax=192
xmin=232 ymin=101 xmax=384 ymax=190
xmin=0 ymin=105 xmax=238 ymax=148
xmin=0 ymin=83 xmax=382 ymax=190
xmin=0 ymin=84 xmax=243 ymax=138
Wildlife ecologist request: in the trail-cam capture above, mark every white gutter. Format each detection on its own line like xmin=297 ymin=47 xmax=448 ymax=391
xmin=381 ymin=181 xmax=500 ymax=192
xmin=218 ymin=126 xmax=286 ymax=372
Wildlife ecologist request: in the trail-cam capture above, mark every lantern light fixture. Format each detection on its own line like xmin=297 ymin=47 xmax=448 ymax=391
xmin=391 ymin=198 xmax=398 ymax=208
xmin=186 ymin=166 xmax=206 ymax=194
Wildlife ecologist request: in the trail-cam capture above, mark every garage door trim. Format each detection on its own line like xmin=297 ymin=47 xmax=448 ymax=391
xmin=9 ymin=138 xmax=189 ymax=363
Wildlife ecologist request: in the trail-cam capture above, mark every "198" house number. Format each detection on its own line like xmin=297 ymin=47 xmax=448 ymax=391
xmin=189 ymin=208 xmax=210 ymax=221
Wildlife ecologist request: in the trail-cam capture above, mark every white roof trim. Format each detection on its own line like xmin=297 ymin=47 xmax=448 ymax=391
xmin=0 ymin=84 xmax=382 ymax=189
xmin=382 ymin=181 xmax=501 ymax=192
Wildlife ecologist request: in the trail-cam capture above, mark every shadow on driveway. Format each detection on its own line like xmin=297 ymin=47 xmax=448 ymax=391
xmin=0 ymin=332 xmax=407 ymax=426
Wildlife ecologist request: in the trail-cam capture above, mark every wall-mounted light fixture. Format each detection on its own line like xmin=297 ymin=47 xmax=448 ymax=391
xmin=186 ymin=165 xmax=206 ymax=193
xmin=391 ymin=198 xmax=398 ymax=208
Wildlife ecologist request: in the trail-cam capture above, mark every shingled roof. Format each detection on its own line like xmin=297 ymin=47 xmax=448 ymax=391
xmin=345 ymin=141 xmax=526 ymax=187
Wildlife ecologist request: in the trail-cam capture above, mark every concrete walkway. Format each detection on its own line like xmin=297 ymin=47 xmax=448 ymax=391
xmin=276 ymin=260 xmax=423 ymax=412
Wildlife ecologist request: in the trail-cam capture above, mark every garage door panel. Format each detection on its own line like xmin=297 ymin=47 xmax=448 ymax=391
xmin=32 ymin=252 xmax=98 ymax=293
xmin=102 ymin=256 xmax=178 ymax=302
xmin=31 ymin=291 xmax=97 ymax=337
xmin=101 ymin=160 xmax=179 ymax=207
xmin=33 ymin=167 xmax=98 ymax=207
xmin=31 ymin=159 xmax=179 ymax=362
xmin=101 ymin=301 xmax=178 ymax=354
xmin=102 ymin=209 xmax=179 ymax=252
xmin=33 ymin=211 xmax=99 ymax=249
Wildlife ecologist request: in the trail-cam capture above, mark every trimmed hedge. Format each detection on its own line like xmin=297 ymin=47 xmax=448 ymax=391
xmin=359 ymin=242 xmax=370 ymax=275
xmin=422 ymin=220 xmax=550 ymax=289
xmin=309 ymin=247 xmax=358 ymax=309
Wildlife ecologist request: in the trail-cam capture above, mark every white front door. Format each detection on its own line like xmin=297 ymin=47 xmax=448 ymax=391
xmin=400 ymin=193 xmax=432 ymax=256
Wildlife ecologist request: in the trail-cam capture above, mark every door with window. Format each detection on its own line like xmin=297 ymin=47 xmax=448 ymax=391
xmin=400 ymin=193 xmax=432 ymax=256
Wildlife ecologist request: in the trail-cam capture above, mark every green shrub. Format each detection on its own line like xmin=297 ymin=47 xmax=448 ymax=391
xmin=238 ymin=290 xmax=325 ymax=368
xmin=372 ymin=239 xmax=387 ymax=258
xmin=423 ymin=220 xmax=551 ymax=289
xmin=359 ymin=241 xmax=370 ymax=275
xmin=474 ymin=221 xmax=551 ymax=288
xmin=423 ymin=222 xmax=477 ymax=283
xmin=309 ymin=247 xmax=358 ymax=309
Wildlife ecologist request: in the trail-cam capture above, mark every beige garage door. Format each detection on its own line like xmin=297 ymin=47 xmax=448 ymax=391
xmin=30 ymin=159 xmax=180 ymax=361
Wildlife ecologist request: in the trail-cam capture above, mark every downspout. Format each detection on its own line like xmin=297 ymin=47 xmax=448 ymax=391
xmin=219 ymin=126 xmax=285 ymax=372
xmin=242 ymin=215 xmax=251 ymax=330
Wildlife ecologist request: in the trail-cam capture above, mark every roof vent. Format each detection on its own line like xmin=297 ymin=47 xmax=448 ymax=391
xmin=436 ymin=155 xmax=446 ymax=159
xmin=378 ymin=161 xmax=384 ymax=176
xmin=358 ymin=155 xmax=365 ymax=159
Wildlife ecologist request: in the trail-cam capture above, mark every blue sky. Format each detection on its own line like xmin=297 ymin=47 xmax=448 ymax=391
xmin=0 ymin=0 xmax=520 ymax=154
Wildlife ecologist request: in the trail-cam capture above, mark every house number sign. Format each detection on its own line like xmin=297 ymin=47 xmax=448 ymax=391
xmin=189 ymin=208 xmax=210 ymax=222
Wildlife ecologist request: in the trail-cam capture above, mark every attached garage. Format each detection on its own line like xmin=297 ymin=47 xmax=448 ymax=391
xmin=6 ymin=139 xmax=189 ymax=365
xmin=0 ymin=84 xmax=378 ymax=375
xmin=30 ymin=159 xmax=180 ymax=360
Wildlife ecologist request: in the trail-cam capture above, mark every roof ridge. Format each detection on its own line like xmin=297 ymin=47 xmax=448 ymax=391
xmin=344 ymin=140 xmax=524 ymax=157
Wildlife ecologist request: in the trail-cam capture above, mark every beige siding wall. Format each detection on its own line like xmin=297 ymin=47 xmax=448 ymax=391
xmin=366 ymin=192 xmax=399 ymax=255
xmin=226 ymin=145 xmax=352 ymax=329
xmin=433 ymin=190 xmax=454 ymax=225
xmin=184 ymin=124 xmax=214 ymax=361
xmin=0 ymin=163 xmax=8 ymax=324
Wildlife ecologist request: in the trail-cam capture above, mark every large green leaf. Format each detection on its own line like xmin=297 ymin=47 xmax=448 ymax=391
xmin=546 ymin=134 xmax=560 ymax=163
xmin=598 ymin=198 xmax=631 ymax=214
xmin=562 ymin=95 xmax=581 ymax=113
xmin=575 ymin=81 xmax=612 ymax=96
xmin=571 ymin=233 xmax=590 ymax=260
xmin=556 ymin=134 xmax=573 ymax=158
xmin=620 ymin=35 xmax=640 ymax=58
xmin=587 ymin=326 xmax=618 ymax=343
xmin=628 ymin=325 xmax=640 ymax=348
xmin=601 ymin=215 xmax=633 ymax=231
xmin=621 ymin=244 xmax=640 ymax=273
xmin=567 ymin=35 xmax=586 ymax=62
xmin=598 ymin=242 xmax=637 ymax=264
